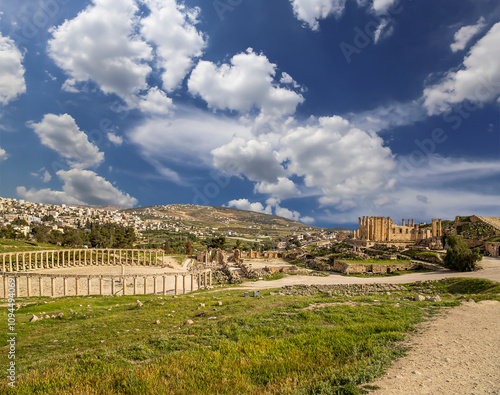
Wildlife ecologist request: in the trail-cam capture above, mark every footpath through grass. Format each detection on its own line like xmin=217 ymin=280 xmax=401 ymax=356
xmin=0 ymin=278 xmax=497 ymax=394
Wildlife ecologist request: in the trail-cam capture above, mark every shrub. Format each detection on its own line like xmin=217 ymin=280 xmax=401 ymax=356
xmin=443 ymin=235 xmax=482 ymax=272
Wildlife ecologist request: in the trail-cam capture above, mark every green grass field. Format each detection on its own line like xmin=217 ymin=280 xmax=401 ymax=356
xmin=0 ymin=239 xmax=65 ymax=254
xmin=0 ymin=278 xmax=497 ymax=394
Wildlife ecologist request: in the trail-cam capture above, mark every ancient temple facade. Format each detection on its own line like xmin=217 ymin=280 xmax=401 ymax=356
xmin=355 ymin=216 xmax=443 ymax=243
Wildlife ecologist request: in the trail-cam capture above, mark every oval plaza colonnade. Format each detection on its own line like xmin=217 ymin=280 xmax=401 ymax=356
xmin=0 ymin=249 xmax=212 ymax=299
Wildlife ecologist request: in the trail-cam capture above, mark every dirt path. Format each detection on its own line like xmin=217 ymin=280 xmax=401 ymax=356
xmin=370 ymin=300 xmax=500 ymax=394
xmin=237 ymin=257 xmax=500 ymax=289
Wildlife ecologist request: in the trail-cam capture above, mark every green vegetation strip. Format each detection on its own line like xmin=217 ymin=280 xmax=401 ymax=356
xmin=0 ymin=278 xmax=497 ymax=394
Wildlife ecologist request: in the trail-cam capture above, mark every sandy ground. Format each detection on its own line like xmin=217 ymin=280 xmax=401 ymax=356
xmin=370 ymin=300 xmax=500 ymax=394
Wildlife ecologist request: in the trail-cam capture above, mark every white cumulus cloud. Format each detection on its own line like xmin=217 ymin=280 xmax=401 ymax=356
xmin=140 ymin=0 xmax=206 ymax=92
xmin=0 ymin=146 xmax=7 ymax=161
xmin=289 ymin=0 xmax=346 ymax=30
xmin=107 ymin=132 xmax=124 ymax=146
xmin=188 ymin=48 xmax=304 ymax=117
xmin=254 ymin=177 xmax=299 ymax=199
xmin=27 ymin=113 xmax=104 ymax=169
xmin=450 ymin=17 xmax=486 ymax=52
xmin=423 ymin=22 xmax=500 ymax=115
xmin=137 ymin=87 xmax=174 ymax=116
xmin=48 ymin=0 xmax=152 ymax=104
xmin=226 ymin=198 xmax=272 ymax=215
xmin=0 ymin=33 xmax=26 ymax=105
xmin=17 ymin=169 xmax=138 ymax=207
xmin=212 ymin=137 xmax=286 ymax=183
xmin=281 ymin=116 xmax=395 ymax=207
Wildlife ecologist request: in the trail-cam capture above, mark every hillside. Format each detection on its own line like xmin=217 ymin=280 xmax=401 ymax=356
xmin=123 ymin=204 xmax=319 ymax=237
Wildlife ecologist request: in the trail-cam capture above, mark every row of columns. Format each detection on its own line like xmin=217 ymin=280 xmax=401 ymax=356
xmin=2 ymin=271 xmax=212 ymax=298
xmin=357 ymin=216 xmax=392 ymax=241
xmin=0 ymin=249 xmax=165 ymax=272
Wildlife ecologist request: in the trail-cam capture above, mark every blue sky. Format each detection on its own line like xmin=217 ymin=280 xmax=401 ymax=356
xmin=0 ymin=0 xmax=499 ymax=228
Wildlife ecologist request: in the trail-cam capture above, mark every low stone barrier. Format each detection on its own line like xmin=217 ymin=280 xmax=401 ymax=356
xmin=1 ymin=269 xmax=212 ymax=298
xmin=333 ymin=260 xmax=421 ymax=274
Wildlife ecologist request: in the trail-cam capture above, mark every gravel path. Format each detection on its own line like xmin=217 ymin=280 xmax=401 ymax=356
xmin=370 ymin=300 xmax=500 ymax=394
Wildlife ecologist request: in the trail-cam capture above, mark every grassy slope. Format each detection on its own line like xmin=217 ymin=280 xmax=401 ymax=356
xmin=0 ymin=239 xmax=65 ymax=254
xmin=0 ymin=279 xmax=497 ymax=394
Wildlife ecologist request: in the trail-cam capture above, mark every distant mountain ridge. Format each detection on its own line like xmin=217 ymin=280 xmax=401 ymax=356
xmin=123 ymin=204 xmax=320 ymax=236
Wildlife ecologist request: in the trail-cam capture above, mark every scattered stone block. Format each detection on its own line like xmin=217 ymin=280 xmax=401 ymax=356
xmin=154 ymin=320 xmax=160 ymax=325
xmin=136 ymin=300 xmax=143 ymax=307
xmin=199 ymin=303 xmax=205 ymax=307
xmin=30 ymin=314 xmax=39 ymax=322
xmin=414 ymin=295 xmax=426 ymax=301
xmin=217 ymin=301 xmax=223 ymax=306
xmin=184 ymin=319 xmax=194 ymax=325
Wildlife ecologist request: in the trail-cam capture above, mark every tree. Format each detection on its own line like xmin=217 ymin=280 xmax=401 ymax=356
xmin=164 ymin=239 xmax=172 ymax=253
xmin=443 ymin=235 xmax=482 ymax=272
xmin=208 ymin=236 xmax=226 ymax=250
xmin=185 ymin=240 xmax=193 ymax=255
xmin=234 ymin=239 xmax=242 ymax=250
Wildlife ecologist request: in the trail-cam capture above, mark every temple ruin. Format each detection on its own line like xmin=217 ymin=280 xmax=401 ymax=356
xmin=354 ymin=216 xmax=443 ymax=246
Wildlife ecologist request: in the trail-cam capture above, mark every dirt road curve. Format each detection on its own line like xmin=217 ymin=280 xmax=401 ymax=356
xmin=371 ymin=300 xmax=500 ymax=395
xmin=239 ymin=257 xmax=500 ymax=288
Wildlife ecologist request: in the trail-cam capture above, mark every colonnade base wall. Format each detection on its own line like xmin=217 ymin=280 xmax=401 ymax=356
xmin=0 ymin=249 xmax=211 ymax=298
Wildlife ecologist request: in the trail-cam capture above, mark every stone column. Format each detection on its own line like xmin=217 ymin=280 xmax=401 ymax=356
xmin=22 ymin=253 xmax=25 ymax=271
xmin=87 ymin=277 xmax=91 ymax=295
xmin=51 ymin=277 xmax=55 ymax=297
xmin=107 ymin=250 xmax=110 ymax=265
xmin=174 ymin=275 xmax=178 ymax=296
xmin=122 ymin=276 xmax=127 ymax=296
xmin=63 ymin=277 xmax=68 ymax=296
xmin=99 ymin=277 xmax=104 ymax=295
xmin=155 ymin=251 xmax=158 ymax=266
xmin=386 ymin=217 xmax=391 ymax=241
xmin=198 ymin=273 xmax=201 ymax=290
xmin=204 ymin=272 xmax=208 ymax=288
xmin=153 ymin=276 xmax=157 ymax=294
xmin=111 ymin=277 xmax=115 ymax=295
xmin=62 ymin=251 xmax=66 ymax=267
xmin=144 ymin=277 xmax=147 ymax=295
xmin=191 ymin=274 xmax=194 ymax=292
xmin=2 ymin=254 xmax=6 ymax=272
xmin=114 ymin=250 xmax=117 ymax=265
xmin=209 ymin=271 xmax=212 ymax=287
xmin=9 ymin=254 xmax=13 ymax=271
xmin=78 ymin=250 xmax=81 ymax=266
xmin=431 ymin=219 xmax=437 ymax=237
xmin=183 ymin=275 xmax=186 ymax=294
xmin=438 ymin=219 xmax=442 ymax=237
xmin=3 ymin=276 xmax=7 ymax=298
xmin=15 ymin=253 xmax=19 ymax=271
xmin=73 ymin=250 xmax=76 ymax=266
xmin=51 ymin=251 xmax=55 ymax=268
xmin=163 ymin=276 xmax=167 ymax=295
xmin=133 ymin=277 xmax=137 ymax=295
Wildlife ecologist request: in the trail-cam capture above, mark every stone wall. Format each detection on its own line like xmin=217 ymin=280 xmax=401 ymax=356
xmin=333 ymin=260 xmax=420 ymax=274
